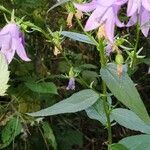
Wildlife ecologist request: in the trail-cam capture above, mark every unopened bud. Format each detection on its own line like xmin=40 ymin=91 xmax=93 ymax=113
xmin=115 ymin=54 xmax=124 ymax=65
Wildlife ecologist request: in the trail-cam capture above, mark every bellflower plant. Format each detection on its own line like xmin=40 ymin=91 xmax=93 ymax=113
xmin=127 ymin=0 xmax=150 ymax=36
xmin=74 ymin=0 xmax=127 ymax=43
xmin=1 ymin=2 xmax=150 ymax=150
xmin=0 ymin=23 xmax=31 ymax=63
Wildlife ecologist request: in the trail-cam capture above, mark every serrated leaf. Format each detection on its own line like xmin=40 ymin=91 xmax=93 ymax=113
xmin=28 ymin=89 xmax=99 ymax=117
xmin=61 ymin=31 xmax=96 ymax=45
xmin=100 ymin=63 xmax=150 ymax=124
xmin=0 ymin=53 xmax=9 ymax=96
xmin=42 ymin=122 xmax=57 ymax=150
xmin=25 ymin=81 xmax=58 ymax=94
xmin=112 ymin=108 xmax=150 ymax=134
xmin=119 ymin=134 xmax=150 ymax=150
xmin=0 ymin=117 xmax=22 ymax=149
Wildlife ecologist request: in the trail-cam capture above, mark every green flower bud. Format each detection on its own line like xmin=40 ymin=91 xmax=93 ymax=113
xmin=115 ymin=54 xmax=124 ymax=65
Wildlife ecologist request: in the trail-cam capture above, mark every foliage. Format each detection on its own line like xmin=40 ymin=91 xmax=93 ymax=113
xmin=0 ymin=0 xmax=150 ymax=150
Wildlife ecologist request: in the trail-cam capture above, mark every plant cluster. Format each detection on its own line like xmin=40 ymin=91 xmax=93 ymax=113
xmin=0 ymin=0 xmax=150 ymax=150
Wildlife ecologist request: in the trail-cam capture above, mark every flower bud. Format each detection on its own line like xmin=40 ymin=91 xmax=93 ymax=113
xmin=115 ymin=54 xmax=124 ymax=65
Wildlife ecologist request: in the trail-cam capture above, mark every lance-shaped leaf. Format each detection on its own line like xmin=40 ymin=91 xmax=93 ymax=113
xmin=0 ymin=53 xmax=9 ymax=96
xmin=0 ymin=117 xmax=22 ymax=149
xmin=112 ymin=108 xmax=150 ymax=134
xmin=61 ymin=31 xmax=96 ymax=45
xmin=100 ymin=63 xmax=150 ymax=124
xmin=119 ymin=134 xmax=150 ymax=150
xmin=85 ymin=96 xmax=113 ymax=125
xmin=28 ymin=89 xmax=99 ymax=117
xmin=25 ymin=81 xmax=58 ymax=94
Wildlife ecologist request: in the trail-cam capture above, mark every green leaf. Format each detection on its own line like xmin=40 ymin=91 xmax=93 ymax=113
xmin=109 ymin=143 xmax=128 ymax=150
xmin=86 ymin=96 xmax=113 ymax=125
xmin=61 ymin=31 xmax=96 ymax=45
xmin=82 ymin=70 xmax=99 ymax=85
xmin=86 ymin=99 xmax=107 ymax=125
xmin=0 ymin=53 xmax=9 ymax=96
xmin=112 ymin=108 xmax=150 ymax=134
xmin=100 ymin=63 xmax=150 ymax=124
xmin=56 ymin=129 xmax=83 ymax=150
xmin=0 ymin=117 xmax=22 ymax=149
xmin=138 ymin=58 xmax=150 ymax=65
xmin=119 ymin=134 xmax=150 ymax=150
xmin=42 ymin=122 xmax=57 ymax=150
xmin=79 ymin=64 xmax=97 ymax=70
xmin=28 ymin=89 xmax=99 ymax=117
xmin=25 ymin=81 xmax=58 ymax=94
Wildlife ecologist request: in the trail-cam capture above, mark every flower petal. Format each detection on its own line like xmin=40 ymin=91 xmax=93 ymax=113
xmin=105 ymin=43 xmax=112 ymax=56
xmin=66 ymin=78 xmax=75 ymax=90
xmin=99 ymin=0 xmax=116 ymax=7
xmin=13 ymin=38 xmax=31 ymax=62
xmin=140 ymin=9 xmax=150 ymax=37
xmin=84 ymin=6 xmax=107 ymax=31
xmin=0 ymin=23 xmax=20 ymax=38
xmin=1 ymin=37 xmax=15 ymax=63
xmin=115 ymin=16 xmax=125 ymax=27
xmin=19 ymin=32 xmax=26 ymax=46
xmin=0 ymin=33 xmax=12 ymax=50
xmin=142 ymin=0 xmax=150 ymax=11
xmin=113 ymin=5 xmax=125 ymax=27
xmin=127 ymin=0 xmax=138 ymax=16
xmin=105 ymin=10 xmax=115 ymax=43
xmin=74 ymin=0 xmax=97 ymax=12
xmin=115 ymin=0 xmax=128 ymax=5
xmin=126 ymin=13 xmax=137 ymax=27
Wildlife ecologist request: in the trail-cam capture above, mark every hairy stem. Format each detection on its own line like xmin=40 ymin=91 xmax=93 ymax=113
xmin=98 ymin=39 xmax=112 ymax=147
xmin=102 ymin=82 xmax=112 ymax=147
xmin=76 ymin=18 xmax=112 ymax=147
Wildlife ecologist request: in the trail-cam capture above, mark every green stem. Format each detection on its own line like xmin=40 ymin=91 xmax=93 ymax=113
xmin=98 ymin=39 xmax=112 ymax=147
xmin=131 ymin=22 xmax=140 ymax=69
xmin=102 ymin=82 xmax=112 ymax=147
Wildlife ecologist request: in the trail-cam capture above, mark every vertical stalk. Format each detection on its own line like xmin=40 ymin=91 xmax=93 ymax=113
xmin=130 ymin=22 xmax=140 ymax=69
xmin=76 ymin=18 xmax=112 ymax=147
xmin=98 ymin=39 xmax=112 ymax=148
xmin=102 ymin=82 xmax=112 ymax=147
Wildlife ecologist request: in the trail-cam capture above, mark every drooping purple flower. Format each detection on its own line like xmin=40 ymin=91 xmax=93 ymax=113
xmin=74 ymin=0 xmax=127 ymax=43
xmin=0 ymin=23 xmax=31 ymax=63
xmin=126 ymin=0 xmax=150 ymax=37
xmin=66 ymin=77 xmax=75 ymax=90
